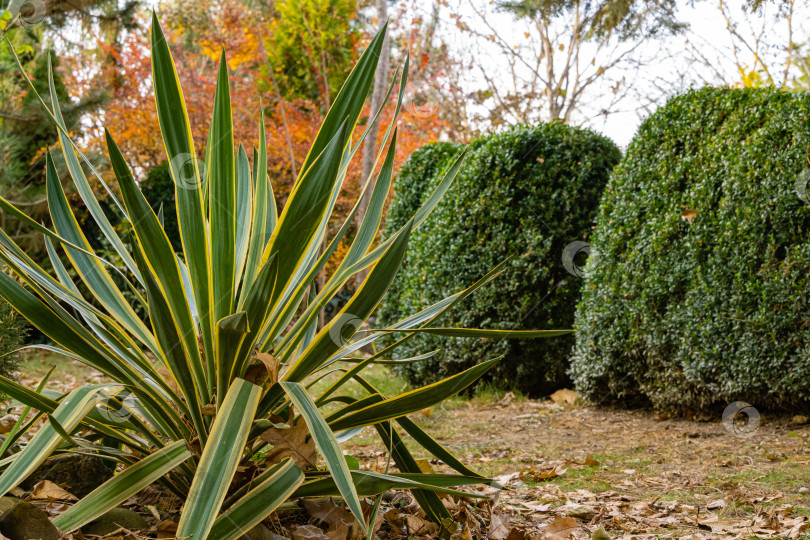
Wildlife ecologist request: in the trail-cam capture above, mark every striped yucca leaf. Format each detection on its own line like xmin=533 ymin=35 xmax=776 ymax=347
xmin=0 ymin=13 xmax=569 ymax=534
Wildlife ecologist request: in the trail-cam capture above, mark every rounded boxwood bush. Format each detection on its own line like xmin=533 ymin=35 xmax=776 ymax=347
xmin=571 ymin=87 xmax=810 ymax=412
xmin=380 ymin=124 xmax=621 ymax=395
xmin=378 ymin=142 xmax=464 ymax=328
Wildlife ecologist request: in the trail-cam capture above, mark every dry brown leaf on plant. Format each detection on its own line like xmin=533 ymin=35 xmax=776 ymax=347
xmin=245 ymin=351 xmax=279 ymax=386
xmin=155 ymin=364 xmax=181 ymax=396
xmin=260 ymin=415 xmax=317 ymax=469
xmin=414 ymin=458 xmax=437 ymax=474
xmin=680 ymin=208 xmax=698 ymax=222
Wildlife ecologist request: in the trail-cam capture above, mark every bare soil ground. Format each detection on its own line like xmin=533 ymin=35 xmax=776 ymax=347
xmin=346 ymin=394 xmax=810 ymax=538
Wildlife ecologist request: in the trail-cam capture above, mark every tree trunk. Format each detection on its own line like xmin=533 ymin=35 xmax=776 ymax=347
xmin=355 ymin=0 xmax=390 ymax=288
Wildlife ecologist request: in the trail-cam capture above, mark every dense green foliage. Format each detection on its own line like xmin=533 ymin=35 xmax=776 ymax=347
xmin=0 ymin=294 xmax=25 ymax=383
xmin=381 ymin=124 xmax=622 ymax=395
xmin=268 ymin=0 xmax=359 ymax=105
xmin=571 ymin=87 xmax=810 ymax=411
xmin=140 ymin=161 xmax=182 ymax=252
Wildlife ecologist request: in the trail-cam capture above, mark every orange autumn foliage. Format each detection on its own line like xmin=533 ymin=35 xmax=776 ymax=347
xmin=76 ymin=1 xmax=445 ymax=255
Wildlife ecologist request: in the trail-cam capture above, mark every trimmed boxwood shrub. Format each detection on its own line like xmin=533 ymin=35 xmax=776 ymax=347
xmin=571 ymin=87 xmax=810 ymax=412
xmin=378 ymin=142 xmax=464 ymax=328
xmin=380 ymin=124 xmax=621 ymax=395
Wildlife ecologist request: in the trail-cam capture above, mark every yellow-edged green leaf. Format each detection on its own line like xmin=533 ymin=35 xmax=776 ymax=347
xmin=261 ymin=121 xmax=349 ymax=312
xmin=232 ymin=254 xmax=278 ymax=381
xmin=384 ymin=328 xmax=573 ymax=338
xmin=53 ymin=440 xmax=192 ymax=532
xmin=45 ymin=152 xmax=154 ymax=352
xmin=151 ymin=12 xmax=215 ymax=380
xmin=280 ymin=382 xmax=365 ymax=531
xmin=292 ymin=469 xmax=486 ymax=499
xmin=46 ymin=56 xmax=140 ymax=282
xmin=282 ymin=219 xmax=413 ymax=383
xmin=209 ymin=458 xmax=303 ymax=540
xmin=241 ymin=107 xmax=277 ymax=304
xmin=106 ymin=129 xmax=209 ymax=407
xmin=209 ymin=50 xmax=237 ymax=323
xmin=216 ymin=312 xmax=249 ymax=403
xmin=298 ymin=22 xmax=387 ymax=180
xmin=0 ymin=384 xmax=113 ymax=497
xmin=176 ymin=379 xmax=261 ymax=540
xmin=329 ymin=359 xmax=498 ymax=432
xmin=234 ymin=144 xmax=252 ymax=295
xmin=277 ymin=131 xmax=400 ymax=359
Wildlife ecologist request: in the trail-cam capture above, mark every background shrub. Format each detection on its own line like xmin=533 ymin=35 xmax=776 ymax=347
xmin=141 ymin=161 xmax=182 ymax=252
xmin=380 ymin=124 xmax=621 ymax=395
xmin=0 ymin=294 xmax=27 ymax=388
xmin=571 ymin=87 xmax=810 ymax=412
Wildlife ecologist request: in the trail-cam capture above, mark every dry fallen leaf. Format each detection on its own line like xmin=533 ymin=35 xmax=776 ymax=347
xmin=291 ymin=524 xmax=331 ymax=540
xmin=404 ymin=514 xmax=439 ymax=536
xmin=0 ymin=414 xmax=18 ymax=434
xmin=583 ymin=456 xmax=600 ymax=467
xmin=540 ymin=516 xmax=578 ymax=539
xmin=301 ymin=499 xmax=359 ymax=540
xmin=260 ymin=415 xmax=317 ymax=469
xmin=155 ymin=519 xmax=178 ymax=539
xmin=549 ymin=389 xmax=579 ymax=408
xmin=497 ymin=392 xmax=515 ymax=408
xmin=29 ymin=480 xmax=78 ymax=501
xmin=488 ymin=508 xmax=511 ymax=540
xmin=520 ymin=463 xmax=567 ymax=481
xmin=706 ymin=499 xmax=725 ymax=510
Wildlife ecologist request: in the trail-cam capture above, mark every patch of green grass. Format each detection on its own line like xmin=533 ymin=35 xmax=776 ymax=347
xmin=308 ymin=362 xmax=410 ymax=401
xmin=17 ymin=348 xmax=97 ymax=384
xmin=759 ymin=463 xmax=810 ymax=491
xmin=465 ymin=384 xmax=528 ymax=406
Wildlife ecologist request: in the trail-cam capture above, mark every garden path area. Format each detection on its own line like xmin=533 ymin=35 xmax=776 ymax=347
xmin=346 ymin=393 xmax=810 ymax=538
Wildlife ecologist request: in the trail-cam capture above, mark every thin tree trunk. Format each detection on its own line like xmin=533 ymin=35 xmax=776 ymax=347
xmin=355 ymin=0 xmax=390 ymax=288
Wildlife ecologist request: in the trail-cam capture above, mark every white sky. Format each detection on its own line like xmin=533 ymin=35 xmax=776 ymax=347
xmin=411 ymin=0 xmax=810 ymax=147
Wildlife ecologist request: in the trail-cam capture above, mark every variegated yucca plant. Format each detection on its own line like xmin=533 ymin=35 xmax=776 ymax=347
xmin=0 ymin=15 xmax=566 ymax=538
